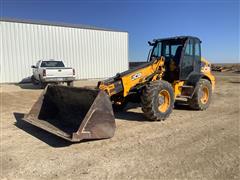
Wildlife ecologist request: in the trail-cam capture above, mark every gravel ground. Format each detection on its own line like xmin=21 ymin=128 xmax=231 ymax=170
xmin=1 ymin=72 xmax=239 ymax=180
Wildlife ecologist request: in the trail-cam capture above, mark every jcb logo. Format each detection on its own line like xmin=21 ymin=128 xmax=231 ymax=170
xmin=131 ymin=72 xmax=142 ymax=80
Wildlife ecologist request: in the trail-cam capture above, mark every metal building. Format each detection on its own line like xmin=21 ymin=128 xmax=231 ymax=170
xmin=0 ymin=19 xmax=129 ymax=83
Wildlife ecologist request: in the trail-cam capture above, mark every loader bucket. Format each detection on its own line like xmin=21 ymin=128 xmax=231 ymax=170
xmin=23 ymin=85 xmax=116 ymax=142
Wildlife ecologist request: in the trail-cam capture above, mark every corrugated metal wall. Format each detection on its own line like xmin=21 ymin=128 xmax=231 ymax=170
xmin=0 ymin=21 xmax=128 ymax=83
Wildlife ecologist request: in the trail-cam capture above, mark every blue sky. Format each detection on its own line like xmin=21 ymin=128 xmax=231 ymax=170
xmin=1 ymin=0 xmax=239 ymax=62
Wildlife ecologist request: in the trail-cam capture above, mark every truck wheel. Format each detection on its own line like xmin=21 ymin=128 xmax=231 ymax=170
xmin=188 ymin=79 xmax=212 ymax=110
xmin=141 ymin=80 xmax=174 ymax=121
xmin=31 ymin=75 xmax=38 ymax=85
xmin=40 ymin=82 xmax=47 ymax=89
xmin=67 ymin=81 xmax=74 ymax=87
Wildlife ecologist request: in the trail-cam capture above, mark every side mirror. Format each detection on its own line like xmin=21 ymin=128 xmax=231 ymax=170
xmin=148 ymin=41 xmax=154 ymax=46
xmin=31 ymin=65 xmax=36 ymax=68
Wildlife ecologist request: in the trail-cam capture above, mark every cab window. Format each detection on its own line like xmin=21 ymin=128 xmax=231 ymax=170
xmin=165 ymin=45 xmax=170 ymax=57
xmin=152 ymin=42 xmax=162 ymax=57
xmin=41 ymin=61 xmax=65 ymax=67
xmin=195 ymin=43 xmax=200 ymax=56
xmin=185 ymin=41 xmax=193 ymax=56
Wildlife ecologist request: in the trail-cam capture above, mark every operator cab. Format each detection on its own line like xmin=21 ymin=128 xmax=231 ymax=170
xmin=149 ymin=36 xmax=201 ymax=83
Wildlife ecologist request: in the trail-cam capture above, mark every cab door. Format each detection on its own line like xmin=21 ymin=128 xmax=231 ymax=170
xmin=193 ymin=39 xmax=201 ymax=73
xmin=180 ymin=39 xmax=194 ymax=80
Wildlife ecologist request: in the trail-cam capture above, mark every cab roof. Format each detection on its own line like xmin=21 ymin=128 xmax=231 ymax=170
xmin=153 ymin=36 xmax=201 ymax=42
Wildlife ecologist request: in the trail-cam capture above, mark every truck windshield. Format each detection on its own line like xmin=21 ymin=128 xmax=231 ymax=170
xmin=41 ymin=61 xmax=65 ymax=67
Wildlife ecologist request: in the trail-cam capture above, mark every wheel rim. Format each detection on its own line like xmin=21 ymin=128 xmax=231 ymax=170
xmin=158 ymin=90 xmax=170 ymax=113
xmin=200 ymin=86 xmax=209 ymax=104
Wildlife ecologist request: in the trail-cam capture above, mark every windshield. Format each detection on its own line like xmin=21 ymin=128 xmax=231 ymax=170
xmin=151 ymin=40 xmax=185 ymax=58
xmin=41 ymin=61 xmax=65 ymax=67
xmin=152 ymin=42 xmax=162 ymax=58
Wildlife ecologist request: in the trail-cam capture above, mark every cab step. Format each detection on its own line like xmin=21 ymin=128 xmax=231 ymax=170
xmin=180 ymin=85 xmax=195 ymax=97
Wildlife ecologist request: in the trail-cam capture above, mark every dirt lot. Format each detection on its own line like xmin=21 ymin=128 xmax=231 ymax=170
xmin=1 ymin=72 xmax=239 ymax=180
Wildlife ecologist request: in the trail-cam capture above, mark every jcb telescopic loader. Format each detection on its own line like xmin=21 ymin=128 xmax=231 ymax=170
xmin=23 ymin=36 xmax=215 ymax=142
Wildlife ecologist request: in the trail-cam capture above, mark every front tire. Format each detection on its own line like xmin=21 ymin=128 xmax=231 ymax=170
xmin=141 ymin=80 xmax=174 ymax=121
xmin=188 ymin=79 xmax=212 ymax=110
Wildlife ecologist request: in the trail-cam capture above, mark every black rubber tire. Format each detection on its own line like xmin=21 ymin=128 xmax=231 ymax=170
xmin=188 ymin=79 xmax=212 ymax=110
xmin=38 ymin=75 xmax=47 ymax=89
xmin=141 ymin=80 xmax=174 ymax=121
xmin=67 ymin=81 xmax=74 ymax=87
xmin=40 ymin=82 xmax=47 ymax=89
xmin=31 ymin=75 xmax=39 ymax=85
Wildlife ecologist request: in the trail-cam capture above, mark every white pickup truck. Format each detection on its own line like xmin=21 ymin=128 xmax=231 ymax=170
xmin=31 ymin=60 xmax=75 ymax=88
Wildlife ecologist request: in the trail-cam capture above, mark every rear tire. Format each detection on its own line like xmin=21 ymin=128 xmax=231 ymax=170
xmin=67 ymin=81 xmax=74 ymax=87
xmin=31 ymin=75 xmax=38 ymax=85
xmin=38 ymin=75 xmax=47 ymax=89
xmin=40 ymin=82 xmax=47 ymax=89
xmin=188 ymin=79 xmax=212 ymax=110
xmin=141 ymin=80 xmax=174 ymax=121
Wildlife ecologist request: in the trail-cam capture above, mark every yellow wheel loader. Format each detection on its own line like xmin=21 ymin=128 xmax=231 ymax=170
xmin=23 ymin=36 xmax=215 ymax=142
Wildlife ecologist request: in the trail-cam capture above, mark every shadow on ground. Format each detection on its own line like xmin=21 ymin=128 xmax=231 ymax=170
xmin=13 ymin=112 xmax=108 ymax=147
xmin=114 ymin=103 xmax=149 ymax=122
xmin=13 ymin=100 xmax=194 ymax=146
xmin=114 ymin=101 xmax=194 ymax=121
xmin=115 ymin=110 xmax=148 ymax=122
xmin=16 ymin=83 xmax=41 ymax=90
xmin=233 ymin=70 xmax=240 ymax=74
xmin=13 ymin=112 xmax=72 ymax=147
xmin=229 ymin=81 xmax=240 ymax=84
xmin=174 ymin=100 xmax=195 ymax=111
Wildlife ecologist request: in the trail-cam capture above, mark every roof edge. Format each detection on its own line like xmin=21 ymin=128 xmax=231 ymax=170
xmin=154 ymin=36 xmax=200 ymax=42
xmin=0 ymin=17 xmax=128 ymax=33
